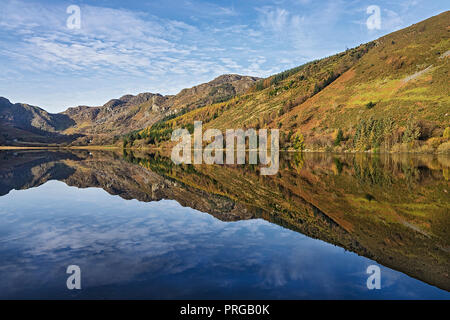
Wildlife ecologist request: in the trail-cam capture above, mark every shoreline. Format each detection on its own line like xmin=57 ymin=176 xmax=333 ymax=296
xmin=0 ymin=145 xmax=120 ymax=150
xmin=1 ymin=145 xmax=449 ymax=155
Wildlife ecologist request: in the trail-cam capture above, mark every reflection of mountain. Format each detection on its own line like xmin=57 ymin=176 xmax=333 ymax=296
xmin=0 ymin=151 xmax=79 ymax=196
xmin=0 ymin=150 xmax=254 ymax=221
xmin=0 ymin=150 xmax=448 ymax=291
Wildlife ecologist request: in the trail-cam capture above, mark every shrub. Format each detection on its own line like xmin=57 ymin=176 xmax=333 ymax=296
xmin=443 ymin=127 xmax=450 ymax=140
xmin=365 ymin=101 xmax=376 ymax=109
xmin=291 ymin=132 xmax=305 ymax=151
xmin=437 ymin=141 xmax=450 ymax=154
xmin=416 ymin=143 xmax=434 ymax=154
xmin=427 ymin=137 xmax=442 ymax=149
xmin=334 ymin=128 xmax=344 ymax=146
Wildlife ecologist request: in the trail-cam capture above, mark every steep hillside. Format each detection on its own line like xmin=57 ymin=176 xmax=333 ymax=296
xmin=132 ymin=11 xmax=449 ymax=153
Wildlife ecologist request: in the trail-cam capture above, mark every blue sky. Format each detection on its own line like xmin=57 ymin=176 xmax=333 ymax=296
xmin=0 ymin=0 xmax=448 ymax=112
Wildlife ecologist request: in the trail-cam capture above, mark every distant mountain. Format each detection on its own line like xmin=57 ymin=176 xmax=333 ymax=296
xmin=134 ymin=11 xmax=449 ymax=153
xmin=0 ymin=74 xmax=259 ymax=146
xmin=0 ymin=97 xmax=78 ymax=145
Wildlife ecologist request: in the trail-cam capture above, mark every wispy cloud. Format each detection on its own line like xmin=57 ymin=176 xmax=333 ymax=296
xmin=0 ymin=2 xmax=204 ymax=76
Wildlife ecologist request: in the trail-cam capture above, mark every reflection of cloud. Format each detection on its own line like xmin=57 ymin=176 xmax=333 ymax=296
xmin=0 ymin=180 xmax=448 ymax=299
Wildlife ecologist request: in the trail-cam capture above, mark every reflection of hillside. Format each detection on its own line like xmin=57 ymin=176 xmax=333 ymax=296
xmin=0 ymin=151 xmax=79 ymax=196
xmin=123 ymin=150 xmax=450 ymax=291
xmin=0 ymin=150 xmax=448 ymax=291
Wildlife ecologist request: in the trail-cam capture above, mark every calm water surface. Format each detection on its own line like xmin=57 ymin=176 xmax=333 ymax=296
xmin=0 ymin=150 xmax=448 ymax=299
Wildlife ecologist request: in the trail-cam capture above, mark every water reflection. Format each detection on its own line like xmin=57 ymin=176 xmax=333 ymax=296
xmin=0 ymin=149 xmax=448 ymax=299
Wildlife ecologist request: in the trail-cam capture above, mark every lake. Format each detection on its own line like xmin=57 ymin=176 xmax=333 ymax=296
xmin=0 ymin=149 xmax=448 ymax=299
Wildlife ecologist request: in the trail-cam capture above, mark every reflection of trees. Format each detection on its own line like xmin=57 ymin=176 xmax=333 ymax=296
xmin=288 ymin=152 xmax=304 ymax=173
xmin=349 ymin=153 xmax=448 ymax=190
xmin=353 ymin=155 xmax=394 ymax=188
xmin=333 ymin=157 xmax=343 ymax=174
xmin=401 ymin=161 xmax=421 ymax=190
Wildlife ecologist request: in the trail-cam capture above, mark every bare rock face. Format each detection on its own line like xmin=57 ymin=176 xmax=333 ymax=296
xmin=61 ymin=74 xmax=259 ymax=139
xmin=0 ymin=74 xmax=259 ymax=146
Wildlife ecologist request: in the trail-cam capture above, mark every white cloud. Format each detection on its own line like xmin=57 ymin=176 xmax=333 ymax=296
xmin=382 ymin=9 xmax=404 ymax=31
xmin=258 ymin=7 xmax=291 ymax=33
xmin=0 ymin=2 xmax=254 ymax=79
xmin=0 ymin=2 xmax=201 ymax=75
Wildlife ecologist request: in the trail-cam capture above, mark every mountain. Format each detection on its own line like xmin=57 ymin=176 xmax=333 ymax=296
xmin=0 ymin=97 xmax=78 ymax=145
xmin=132 ymin=11 xmax=449 ymax=153
xmin=0 ymin=74 xmax=259 ymax=146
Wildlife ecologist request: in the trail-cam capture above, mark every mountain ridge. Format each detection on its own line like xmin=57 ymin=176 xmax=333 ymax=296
xmin=0 ymin=74 xmax=260 ymax=146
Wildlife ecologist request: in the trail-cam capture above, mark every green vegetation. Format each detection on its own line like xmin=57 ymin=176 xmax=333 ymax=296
xmin=208 ymin=83 xmax=235 ymax=104
xmin=122 ymin=109 xmax=192 ymax=147
xmin=365 ymin=101 xmax=376 ymax=109
xmin=292 ymin=132 xmax=305 ymax=151
xmin=334 ymin=129 xmax=344 ymax=146
xmin=402 ymin=115 xmax=421 ymax=143
xmin=270 ymin=65 xmax=306 ymax=86
xmin=122 ymin=129 xmax=142 ymax=148
xmin=353 ymin=117 xmax=396 ymax=151
xmin=443 ymin=127 xmax=450 ymax=140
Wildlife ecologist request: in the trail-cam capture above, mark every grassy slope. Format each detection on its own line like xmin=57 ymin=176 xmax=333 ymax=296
xmin=277 ymin=11 xmax=449 ymax=138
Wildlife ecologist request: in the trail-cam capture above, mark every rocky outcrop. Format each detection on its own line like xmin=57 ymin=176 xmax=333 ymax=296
xmin=0 ymin=74 xmax=259 ymax=146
